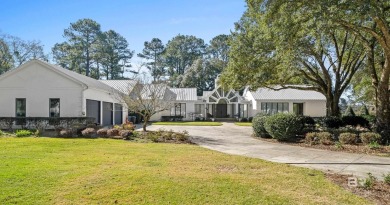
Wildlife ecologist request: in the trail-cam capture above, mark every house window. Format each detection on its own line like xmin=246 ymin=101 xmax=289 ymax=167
xmin=49 ymin=98 xmax=60 ymax=117
xmin=293 ymin=103 xmax=304 ymax=115
xmin=15 ymin=98 xmax=26 ymax=117
xmin=171 ymin=103 xmax=186 ymax=117
xmin=261 ymin=102 xmax=289 ymax=115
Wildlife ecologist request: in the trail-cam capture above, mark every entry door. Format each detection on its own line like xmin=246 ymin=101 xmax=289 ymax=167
xmin=216 ymin=104 xmax=227 ymax=118
xmin=293 ymin=103 xmax=304 ymax=115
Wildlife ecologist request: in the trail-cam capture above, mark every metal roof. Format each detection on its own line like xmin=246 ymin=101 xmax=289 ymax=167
xmin=170 ymin=88 xmax=198 ymax=101
xmin=250 ymin=87 xmax=326 ymax=101
xmin=99 ymin=80 xmax=137 ymax=94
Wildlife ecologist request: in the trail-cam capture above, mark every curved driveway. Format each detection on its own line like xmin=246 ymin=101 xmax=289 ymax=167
xmin=142 ymin=122 xmax=390 ymax=180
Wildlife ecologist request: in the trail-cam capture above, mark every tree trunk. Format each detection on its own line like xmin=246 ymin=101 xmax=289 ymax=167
xmin=375 ymin=56 xmax=390 ymax=144
xmin=325 ymin=94 xmax=340 ymax=117
xmin=142 ymin=116 xmax=150 ymax=132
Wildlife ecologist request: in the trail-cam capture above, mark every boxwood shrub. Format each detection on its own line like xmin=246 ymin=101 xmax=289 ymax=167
xmin=252 ymin=113 xmax=270 ymax=138
xmin=264 ymin=113 xmax=303 ymax=141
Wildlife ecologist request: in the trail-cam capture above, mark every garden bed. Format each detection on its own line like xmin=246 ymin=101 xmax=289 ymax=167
xmin=255 ymin=136 xmax=390 ymax=157
xmin=326 ymin=173 xmax=390 ymax=205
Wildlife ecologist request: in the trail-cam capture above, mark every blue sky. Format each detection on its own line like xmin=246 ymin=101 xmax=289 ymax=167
xmin=0 ymin=0 xmax=246 ymax=69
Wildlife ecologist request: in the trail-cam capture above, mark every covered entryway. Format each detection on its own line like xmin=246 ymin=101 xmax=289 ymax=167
xmin=216 ymin=99 xmax=228 ymax=118
xmin=86 ymin=99 xmax=101 ymax=124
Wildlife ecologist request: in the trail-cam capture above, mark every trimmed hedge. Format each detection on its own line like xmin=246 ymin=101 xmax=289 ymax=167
xmin=360 ymin=132 xmax=381 ymax=145
xmin=252 ymin=113 xmax=270 ymax=138
xmin=341 ymin=116 xmax=369 ymax=127
xmin=319 ymin=116 xmax=343 ymax=129
xmin=264 ymin=113 xmax=303 ymax=141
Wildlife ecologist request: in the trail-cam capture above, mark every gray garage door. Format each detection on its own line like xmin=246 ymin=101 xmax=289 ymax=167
xmin=86 ymin=99 xmax=100 ymax=124
xmin=103 ymin=102 xmax=113 ymax=126
xmin=114 ymin=104 xmax=123 ymax=125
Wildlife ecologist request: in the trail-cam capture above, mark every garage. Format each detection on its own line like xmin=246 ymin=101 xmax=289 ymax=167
xmin=114 ymin=103 xmax=123 ymax=125
xmin=102 ymin=102 xmax=113 ymax=126
xmin=86 ymin=99 xmax=101 ymax=124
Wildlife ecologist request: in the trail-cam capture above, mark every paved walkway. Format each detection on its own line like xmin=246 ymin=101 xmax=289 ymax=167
xmin=140 ymin=122 xmax=390 ymax=180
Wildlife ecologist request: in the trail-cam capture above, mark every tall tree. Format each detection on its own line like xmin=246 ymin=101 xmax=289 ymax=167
xmin=0 ymin=39 xmax=13 ymax=74
xmin=207 ymin=34 xmax=230 ymax=63
xmin=256 ymin=0 xmax=390 ymax=143
xmin=98 ymin=30 xmax=134 ymax=80
xmin=2 ymin=34 xmax=46 ymax=66
xmin=221 ymin=0 xmax=365 ymax=117
xmin=164 ymin=34 xmax=206 ymax=86
xmin=52 ymin=42 xmax=83 ymax=73
xmin=137 ymin=38 xmax=166 ymax=82
xmin=62 ymin=18 xmax=102 ymax=77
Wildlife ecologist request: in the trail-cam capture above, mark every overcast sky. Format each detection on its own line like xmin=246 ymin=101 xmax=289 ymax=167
xmin=0 ymin=0 xmax=246 ymax=71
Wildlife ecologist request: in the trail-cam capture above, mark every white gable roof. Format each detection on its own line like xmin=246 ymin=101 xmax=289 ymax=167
xmin=0 ymin=60 xmax=116 ymax=93
xmin=251 ymin=87 xmax=326 ymax=101
xmin=169 ymin=88 xmax=198 ymax=101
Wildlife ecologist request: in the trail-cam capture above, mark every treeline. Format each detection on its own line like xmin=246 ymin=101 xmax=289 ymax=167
xmin=0 ymin=18 xmax=229 ymax=95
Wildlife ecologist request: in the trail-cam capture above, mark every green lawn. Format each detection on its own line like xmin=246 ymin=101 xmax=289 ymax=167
xmin=234 ymin=122 xmax=253 ymax=126
xmin=152 ymin=121 xmax=222 ymax=126
xmin=0 ymin=138 xmax=369 ymax=205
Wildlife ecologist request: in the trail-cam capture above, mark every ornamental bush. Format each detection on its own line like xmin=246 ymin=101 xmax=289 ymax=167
xmin=252 ymin=113 xmax=270 ymax=138
xmin=15 ymin=130 xmax=33 ymax=137
xmin=264 ymin=113 xmax=303 ymax=141
xmin=96 ymin=129 xmax=108 ymax=138
xmin=317 ymin=132 xmax=334 ymax=145
xmin=360 ymin=132 xmax=381 ymax=145
xmin=81 ymin=128 xmax=96 ymax=138
xmin=339 ymin=132 xmax=357 ymax=144
xmin=107 ymin=128 xmax=119 ymax=137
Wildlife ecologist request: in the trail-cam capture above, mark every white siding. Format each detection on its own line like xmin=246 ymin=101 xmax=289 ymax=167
xmin=253 ymin=100 xmax=326 ymax=117
xmin=0 ymin=63 xmax=83 ymax=117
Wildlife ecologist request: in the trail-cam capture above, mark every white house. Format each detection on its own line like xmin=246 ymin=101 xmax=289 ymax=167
xmin=0 ymin=60 xmax=327 ymax=123
xmin=0 ymin=60 xmax=127 ymax=126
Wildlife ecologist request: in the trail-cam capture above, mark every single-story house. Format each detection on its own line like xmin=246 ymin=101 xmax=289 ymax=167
xmin=0 ymin=60 xmax=327 ymax=123
xmin=0 ymin=60 xmax=128 ymax=126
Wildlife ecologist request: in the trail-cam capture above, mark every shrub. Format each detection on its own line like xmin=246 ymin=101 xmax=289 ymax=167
xmin=0 ymin=130 xmax=3 ymax=136
xmin=361 ymin=115 xmax=376 ymax=125
xmin=344 ymin=105 xmax=356 ymax=116
xmin=368 ymin=141 xmax=380 ymax=149
xmin=81 ymin=128 xmax=96 ymax=138
xmin=341 ymin=116 xmax=369 ymax=127
xmin=383 ymin=173 xmax=390 ymax=185
xmin=361 ymin=173 xmax=376 ymax=190
xmin=107 ymin=128 xmax=119 ymax=137
xmin=239 ymin=118 xmax=248 ymax=122
xmin=360 ymin=132 xmax=381 ymax=145
xmin=338 ymin=132 xmax=357 ymax=144
xmin=175 ymin=130 xmax=189 ymax=141
xmin=96 ymin=129 xmax=108 ymax=138
xmin=317 ymin=132 xmax=334 ymax=145
xmin=252 ymin=113 xmax=270 ymax=138
xmin=122 ymin=123 xmax=135 ymax=131
xmin=320 ymin=116 xmax=343 ymax=129
xmin=15 ymin=130 xmax=33 ymax=137
xmin=264 ymin=113 xmax=303 ymax=141
xmin=305 ymin=132 xmax=319 ymax=145
xmin=59 ymin=129 xmax=73 ymax=138
xmin=300 ymin=116 xmax=315 ymax=125
xmin=119 ymin=130 xmax=132 ymax=139
xmin=248 ymin=117 xmax=253 ymax=122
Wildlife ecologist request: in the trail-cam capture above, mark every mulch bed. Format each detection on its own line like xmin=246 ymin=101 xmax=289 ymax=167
xmin=326 ymin=173 xmax=390 ymax=205
xmin=255 ymin=136 xmax=390 ymax=157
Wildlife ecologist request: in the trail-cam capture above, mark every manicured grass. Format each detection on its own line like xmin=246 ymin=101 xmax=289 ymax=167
xmin=234 ymin=122 xmax=253 ymax=126
xmin=0 ymin=138 xmax=369 ymax=205
xmin=152 ymin=121 xmax=222 ymax=126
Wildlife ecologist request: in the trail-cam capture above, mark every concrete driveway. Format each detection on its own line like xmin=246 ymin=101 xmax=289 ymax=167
xmin=141 ymin=122 xmax=390 ymax=180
